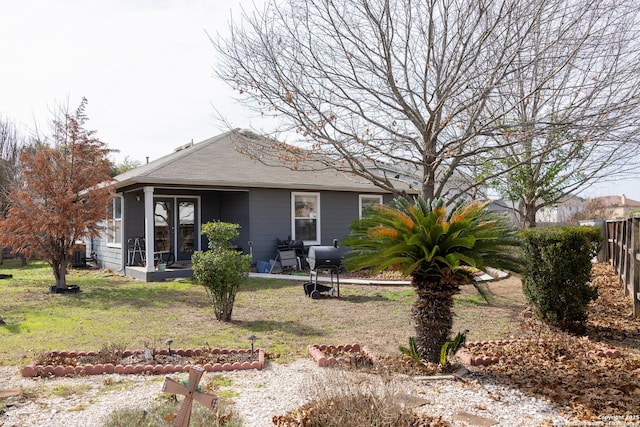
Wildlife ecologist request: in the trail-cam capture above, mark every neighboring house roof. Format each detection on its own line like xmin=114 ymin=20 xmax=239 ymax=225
xmin=573 ymin=194 xmax=640 ymax=221
xmin=111 ymin=129 xmax=410 ymax=193
xmin=594 ymin=194 xmax=640 ymax=208
xmin=486 ymin=199 xmax=513 ymax=212
xmin=554 ymin=193 xmax=586 ymax=205
xmin=370 ymin=158 xmax=478 ymax=200
xmin=592 ymin=195 xmax=640 ymax=208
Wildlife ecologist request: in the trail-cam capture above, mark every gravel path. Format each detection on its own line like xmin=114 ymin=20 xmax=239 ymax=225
xmin=0 ymin=360 xmax=570 ymax=426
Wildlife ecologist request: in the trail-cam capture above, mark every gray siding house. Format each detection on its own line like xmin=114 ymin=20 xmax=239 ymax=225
xmin=93 ymin=129 xmax=408 ymax=281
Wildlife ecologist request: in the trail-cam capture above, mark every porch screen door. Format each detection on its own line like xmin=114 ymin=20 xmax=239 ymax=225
xmin=177 ymin=199 xmax=196 ymax=260
xmin=154 ymin=199 xmax=174 ymax=253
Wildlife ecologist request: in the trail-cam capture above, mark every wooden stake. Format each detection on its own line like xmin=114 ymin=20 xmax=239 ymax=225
xmin=162 ymin=365 xmax=218 ymax=427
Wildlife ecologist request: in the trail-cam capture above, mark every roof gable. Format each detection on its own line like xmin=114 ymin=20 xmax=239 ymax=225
xmin=113 ymin=129 xmax=405 ymax=193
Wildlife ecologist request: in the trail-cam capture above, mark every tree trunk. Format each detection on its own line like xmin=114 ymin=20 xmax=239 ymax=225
xmin=523 ymin=201 xmax=537 ymax=228
xmin=422 ymin=148 xmax=437 ymax=200
xmin=411 ymin=275 xmax=461 ymax=363
xmin=422 ymin=177 xmax=436 ymax=201
xmin=52 ymin=254 xmax=68 ymax=289
xmin=208 ymin=286 xmax=237 ymax=322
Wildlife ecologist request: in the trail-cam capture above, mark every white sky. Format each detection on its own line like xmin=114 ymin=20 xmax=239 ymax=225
xmin=1 ymin=0 xmax=638 ymax=201
xmin=0 ymin=0 xmax=260 ymax=161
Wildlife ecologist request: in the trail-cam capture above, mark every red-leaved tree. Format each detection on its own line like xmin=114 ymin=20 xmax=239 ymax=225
xmin=0 ymin=98 xmax=112 ymax=290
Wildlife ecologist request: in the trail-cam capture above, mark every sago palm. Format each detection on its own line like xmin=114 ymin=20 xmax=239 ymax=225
xmin=343 ymin=197 xmax=522 ymax=363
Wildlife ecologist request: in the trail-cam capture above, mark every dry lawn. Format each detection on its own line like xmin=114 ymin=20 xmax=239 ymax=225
xmin=0 ymin=260 xmax=527 ymax=366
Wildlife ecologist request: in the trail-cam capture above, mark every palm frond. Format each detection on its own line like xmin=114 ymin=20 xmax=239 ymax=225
xmin=343 ymin=196 xmax=523 ymax=280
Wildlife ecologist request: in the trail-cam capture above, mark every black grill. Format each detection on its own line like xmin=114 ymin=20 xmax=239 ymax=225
xmin=307 ymin=245 xmax=345 ymax=270
xmin=304 ymin=240 xmax=345 ymax=299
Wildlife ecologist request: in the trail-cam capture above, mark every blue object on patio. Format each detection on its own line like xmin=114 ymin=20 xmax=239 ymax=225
xmin=256 ymin=260 xmax=270 ymax=273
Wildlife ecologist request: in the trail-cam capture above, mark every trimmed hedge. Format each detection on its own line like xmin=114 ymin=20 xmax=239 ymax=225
xmin=520 ymin=226 xmax=602 ymax=332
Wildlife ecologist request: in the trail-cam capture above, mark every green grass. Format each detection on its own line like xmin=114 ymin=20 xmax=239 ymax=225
xmin=2 ymin=262 xmax=202 ymax=362
xmin=0 ymin=259 xmax=527 ymax=366
xmin=51 ymin=383 xmax=93 ymax=398
xmin=206 ymin=374 xmax=232 ymax=388
xmin=373 ymin=289 xmax=414 ymax=302
xmin=454 ymin=294 xmax=487 ymax=307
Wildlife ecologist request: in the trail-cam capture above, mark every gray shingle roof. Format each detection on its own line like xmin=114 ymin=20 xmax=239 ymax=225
xmin=112 ymin=129 xmax=403 ymax=193
xmin=592 ymin=195 xmax=640 ymax=208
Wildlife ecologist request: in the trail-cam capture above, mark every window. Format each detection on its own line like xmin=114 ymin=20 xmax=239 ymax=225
xmin=107 ymin=196 xmax=122 ymax=247
xmin=359 ymin=194 xmax=383 ymax=218
xmin=292 ymin=192 xmax=320 ymax=244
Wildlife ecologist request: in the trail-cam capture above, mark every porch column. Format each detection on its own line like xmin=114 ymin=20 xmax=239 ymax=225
xmin=144 ymin=186 xmax=155 ymax=272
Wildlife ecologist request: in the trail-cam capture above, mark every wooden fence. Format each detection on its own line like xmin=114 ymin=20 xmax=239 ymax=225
xmin=604 ymin=214 xmax=640 ymax=317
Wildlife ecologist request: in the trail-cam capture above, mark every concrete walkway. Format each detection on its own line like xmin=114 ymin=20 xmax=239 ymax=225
xmin=249 ymin=267 xmax=509 ymax=286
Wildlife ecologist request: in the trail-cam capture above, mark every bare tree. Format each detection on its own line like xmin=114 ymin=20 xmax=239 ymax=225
xmin=477 ymin=1 xmax=640 ymax=227
xmin=0 ymin=116 xmax=26 ymax=264
xmin=0 ymin=116 xmax=24 ymax=207
xmin=212 ymin=0 xmax=639 ymax=202
xmin=567 ymin=198 xmax=608 ymax=223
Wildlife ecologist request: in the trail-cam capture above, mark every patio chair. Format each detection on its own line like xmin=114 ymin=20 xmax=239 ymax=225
xmin=279 ymin=249 xmax=300 ymax=272
xmin=269 ymin=248 xmax=300 ymax=273
xmin=277 ymin=237 xmax=307 ymax=269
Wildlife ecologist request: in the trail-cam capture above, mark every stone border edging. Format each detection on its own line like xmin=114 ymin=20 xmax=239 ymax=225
xmin=455 ymin=339 xmax=622 ymax=367
xmin=21 ymin=348 xmax=265 ymax=377
xmin=307 ymin=343 xmax=377 ymax=367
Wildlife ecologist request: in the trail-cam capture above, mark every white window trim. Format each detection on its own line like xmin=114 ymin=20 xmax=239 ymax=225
xmin=291 ymin=192 xmax=321 ymax=245
xmin=106 ymin=195 xmax=123 ymax=248
xmin=359 ymin=194 xmax=383 ymax=219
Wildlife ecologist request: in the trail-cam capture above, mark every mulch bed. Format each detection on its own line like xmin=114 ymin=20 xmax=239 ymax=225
xmin=457 ymin=338 xmax=622 ymax=366
xmin=21 ymin=347 xmax=264 ymax=377
xmin=586 ymin=263 xmax=640 ymax=352
xmin=308 ymin=344 xmax=457 ymax=377
xmin=463 ymin=263 xmax=640 ymax=421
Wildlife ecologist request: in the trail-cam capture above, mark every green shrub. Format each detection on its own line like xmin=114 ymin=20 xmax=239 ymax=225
xmin=200 ymin=221 xmax=241 ymax=250
xmin=520 ymin=226 xmax=601 ymax=332
xmin=192 ymin=221 xmax=250 ymax=322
